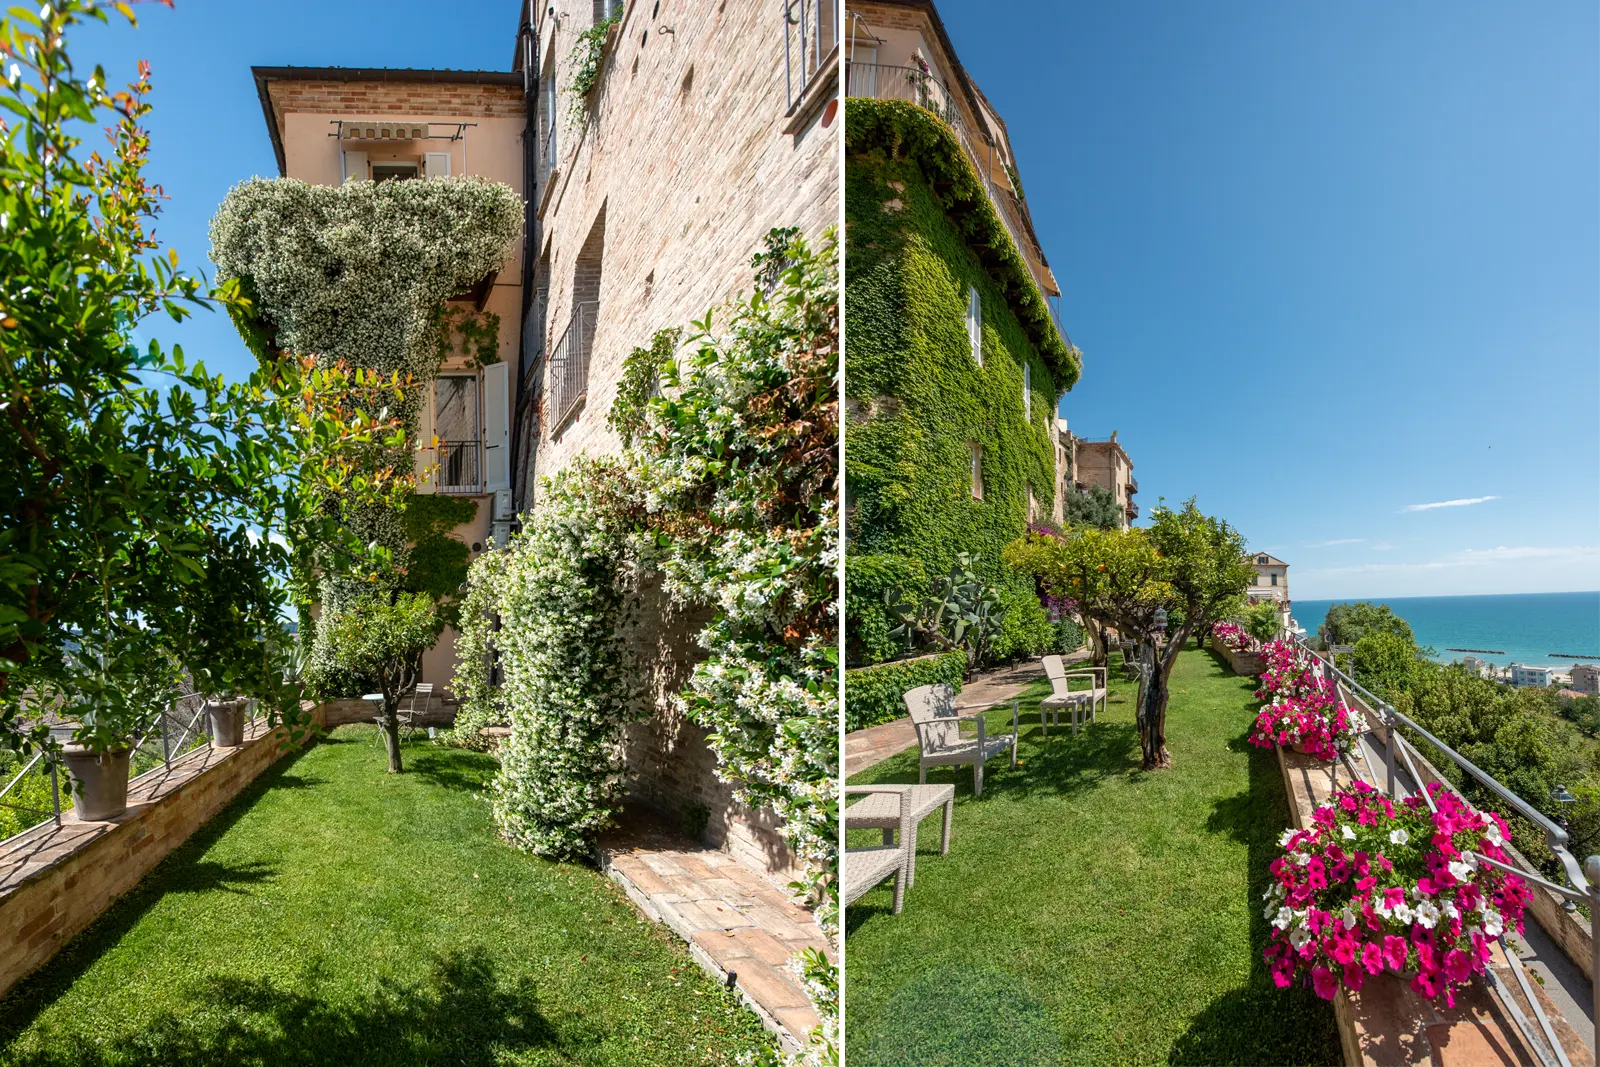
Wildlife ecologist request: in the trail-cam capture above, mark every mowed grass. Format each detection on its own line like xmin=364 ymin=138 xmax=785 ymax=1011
xmin=0 ymin=726 xmax=773 ymax=1066
xmin=844 ymin=645 xmax=1341 ymax=1067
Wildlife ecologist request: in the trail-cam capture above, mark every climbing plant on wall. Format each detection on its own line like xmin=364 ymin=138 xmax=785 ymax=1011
xmin=454 ymin=228 xmax=838 ymax=886
xmin=209 ymin=175 xmax=522 ymax=695
xmin=844 ymin=98 xmax=1079 ymax=667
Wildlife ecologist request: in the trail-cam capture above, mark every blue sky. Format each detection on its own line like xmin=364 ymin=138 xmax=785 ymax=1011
xmin=938 ymin=2 xmax=1599 ymax=599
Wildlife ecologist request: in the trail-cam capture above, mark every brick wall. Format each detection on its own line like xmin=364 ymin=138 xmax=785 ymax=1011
xmin=0 ymin=721 xmax=307 ymax=999
xmin=523 ymin=0 xmax=836 ymax=873
xmin=265 ymin=80 xmax=525 ymax=135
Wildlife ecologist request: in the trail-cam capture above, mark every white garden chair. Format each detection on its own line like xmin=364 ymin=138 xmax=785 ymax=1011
xmin=902 ymin=683 xmax=1017 ymax=797
xmin=395 ymin=682 xmax=434 ymax=742
xmin=1040 ymin=657 xmax=1106 ymax=736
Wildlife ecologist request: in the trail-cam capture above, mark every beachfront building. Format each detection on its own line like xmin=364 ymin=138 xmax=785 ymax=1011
xmin=1510 ymin=664 xmax=1554 ymax=688
xmin=1571 ymin=664 xmax=1600 ymax=696
xmin=842 ymin=0 xmax=1081 ymax=666
xmin=1462 ymin=656 xmax=1495 ymax=679
xmin=1055 ymin=424 xmax=1137 ymax=529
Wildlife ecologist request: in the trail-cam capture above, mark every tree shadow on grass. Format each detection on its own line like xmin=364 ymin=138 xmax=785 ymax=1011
xmin=0 ymin=945 xmax=580 ymax=1067
xmin=403 ymin=748 xmax=497 ymax=796
xmin=1168 ymin=721 xmax=1342 ymax=1066
xmin=0 ymin=749 xmax=316 ymax=1045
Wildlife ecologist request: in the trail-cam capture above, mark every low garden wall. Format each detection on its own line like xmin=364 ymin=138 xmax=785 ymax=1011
xmin=1209 ymin=639 xmax=1264 ymax=677
xmin=0 ymin=718 xmax=307 ymax=1000
xmin=313 ymin=697 xmax=457 ymax=729
xmin=843 ymin=651 xmax=967 ymax=732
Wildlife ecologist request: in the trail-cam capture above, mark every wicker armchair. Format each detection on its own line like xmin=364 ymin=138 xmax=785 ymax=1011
xmin=844 ymin=786 xmax=912 ymax=914
xmin=902 ymin=683 xmax=1017 ymax=797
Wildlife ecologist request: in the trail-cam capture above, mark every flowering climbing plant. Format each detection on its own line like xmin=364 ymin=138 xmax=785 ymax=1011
xmin=1264 ymin=780 xmax=1532 ymax=1007
xmin=1247 ymin=639 xmax=1363 ymax=761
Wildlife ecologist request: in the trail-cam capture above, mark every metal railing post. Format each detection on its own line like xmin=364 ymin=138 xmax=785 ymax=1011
xmin=50 ymin=763 xmax=61 ymax=826
xmin=161 ymin=707 xmax=172 ymax=771
xmin=1587 ymin=855 xmax=1600 ymax=1059
xmin=1384 ymin=705 xmax=1398 ymax=798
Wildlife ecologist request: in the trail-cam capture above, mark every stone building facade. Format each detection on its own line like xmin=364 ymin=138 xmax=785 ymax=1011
xmin=513 ymin=0 xmax=838 ymax=873
xmin=1054 ymin=424 xmax=1137 ymax=529
xmin=251 ymin=65 xmax=529 ymax=690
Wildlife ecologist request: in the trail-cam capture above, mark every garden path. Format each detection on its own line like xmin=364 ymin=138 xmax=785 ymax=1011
xmin=843 ymin=651 xmax=1089 ymax=777
xmin=600 ymin=808 xmax=829 ymax=1052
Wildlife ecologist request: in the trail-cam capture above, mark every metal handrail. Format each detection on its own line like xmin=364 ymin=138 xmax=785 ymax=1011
xmin=1287 ymin=633 xmax=1600 ymax=1058
xmin=547 ymin=301 xmax=597 ymax=433
xmin=783 ymin=0 xmax=837 ymax=112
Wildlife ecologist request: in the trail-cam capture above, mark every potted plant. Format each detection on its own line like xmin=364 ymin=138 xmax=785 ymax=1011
xmin=56 ymin=643 xmax=180 ymax=821
xmin=205 ymin=696 xmax=249 ymax=749
xmin=1264 ymin=780 xmax=1531 ymax=1007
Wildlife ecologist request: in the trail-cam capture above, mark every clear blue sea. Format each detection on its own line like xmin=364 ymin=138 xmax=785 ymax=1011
xmin=1293 ymin=591 xmax=1600 ymax=668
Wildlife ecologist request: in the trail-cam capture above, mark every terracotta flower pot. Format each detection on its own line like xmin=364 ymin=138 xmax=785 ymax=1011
xmin=60 ymin=744 xmax=131 ymax=821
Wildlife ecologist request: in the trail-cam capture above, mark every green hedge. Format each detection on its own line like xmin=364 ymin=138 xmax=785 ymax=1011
xmin=845 ymin=651 xmax=968 ymax=733
xmin=845 ymin=552 xmax=927 ymax=666
xmin=845 ymin=97 xmax=1074 ymax=670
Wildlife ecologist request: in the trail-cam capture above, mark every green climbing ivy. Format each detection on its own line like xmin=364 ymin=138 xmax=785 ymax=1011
xmin=566 ymin=16 xmax=619 ymax=126
xmin=845 ymin=98 xmax=1075 ymax=668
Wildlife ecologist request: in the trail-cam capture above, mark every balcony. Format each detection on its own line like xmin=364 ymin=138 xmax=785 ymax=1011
xmin=1126 ymin=475 xmax=1138 ymax=496
xmin=436 ymin=438 xmax=482 ymax=495
xmin=845 ymin=61 xmax=1067 ymax=349
xmin=783 ymin=0 xmax=838 ymax=115
xmin=547 ymin=301 xmax=597 ymax=434
xmin=1125 ymin=499 xmax=1139 ymax=520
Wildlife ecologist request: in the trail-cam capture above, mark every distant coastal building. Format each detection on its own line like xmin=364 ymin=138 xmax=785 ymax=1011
xmin=1559 ymin=688 xmax=1589 ymax=701
xmin=1571 ymin=664 xmax=1600 ymax=696
xmin=1462 ymin=656 xmax=1493 ymax=678
xmin=1509 ymin=664 xmax=1554 ymax=688
xmin=1246 ymin=553 xmax=1292 ymax=629
xmin=1055 ymin=425 xmax=1137 ymax=529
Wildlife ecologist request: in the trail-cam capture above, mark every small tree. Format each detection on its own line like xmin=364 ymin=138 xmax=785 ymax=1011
xmin=1063 ymin=485 xmax=1125 ymax=531
xmin=1319 ymin=601 xmax=1415 ymax=649
xmin=1007 ymin=499 xmax=1252 ymax=769
xmin=322 ymin=593 xmax=442 ymax=773
xmin=1241 ymin=600 xmax=1283 ymax=643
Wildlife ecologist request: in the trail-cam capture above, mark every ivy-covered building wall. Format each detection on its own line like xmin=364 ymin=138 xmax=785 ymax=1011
xmin=845 ymin=98 xmax=1081 ymax=667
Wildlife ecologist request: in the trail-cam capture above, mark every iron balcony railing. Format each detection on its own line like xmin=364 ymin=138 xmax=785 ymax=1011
xmin=783 ymin=0 xmax=838 ymax=112
xmin=538 ymin=117 xmax=557 ymax=191
xmin=547 ymin=301 xmax=598 ymax=434
xmin=436 ymin=439 xmax=483 ymax=495
xmin=844 ymin=60 xmax=1067 ymax=350
xmin=0 ymin=687 xmax=262 ymax=849
xmin=1289 ymin=634 xmax=1599 ymax=1064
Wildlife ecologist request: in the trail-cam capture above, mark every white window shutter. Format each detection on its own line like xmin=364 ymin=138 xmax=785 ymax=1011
xmin=968 ymin=287 xmax=982 ymax=365
xmin=415 ymin=381 xmax=436 ymax=492
xmin=342 ymin=150 xmax=369 ymax=183
xmin=482 ymin=361 xmax=511 ymax=492
xmin=425 ymin=151 xmax=452 ymax=177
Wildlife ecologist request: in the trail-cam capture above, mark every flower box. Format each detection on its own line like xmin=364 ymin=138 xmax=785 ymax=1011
xmin=1264 ymin=780 xmax=1531 ymax=1007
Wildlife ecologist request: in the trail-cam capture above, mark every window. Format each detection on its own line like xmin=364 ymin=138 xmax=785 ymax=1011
xmin=1023 ymin=361 xmax=1031 ymax=421
xmin=371 ymin=161 xmax=419 ymax=182
xmin=434 ymin=376 xmax=482 ymax=493
xmin=967 ymin=287 xmax=982 ymax=365
xmin=783 ymin=0 xmax=838 ymax=113
xmin=1271 ymin=573 xmax=1279 ymax=586
xmin=1257 ymin=555 xmax=1269 ymax=564
xmin=969 ymin=442 xmax=983 ymax=500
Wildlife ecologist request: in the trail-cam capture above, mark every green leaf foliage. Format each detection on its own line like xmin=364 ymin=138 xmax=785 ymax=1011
xmin=844 ymin=652 xmax=967 ymax=733
xmin=1319 ymin=600 xmax=1417 ymax=649
xmin=845 ymin=98 xmax=1077 ymax=669
xmin=845 ymin=554 xmax=927 ymax=666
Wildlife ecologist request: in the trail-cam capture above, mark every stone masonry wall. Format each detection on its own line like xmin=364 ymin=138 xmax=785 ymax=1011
xmin=527 ymin=0 xmax=836 ymax=873
xmin=0 ymin=721 xmax=306 ymax=1000
xmin=265 ymin=80 xmax=525 ymax=134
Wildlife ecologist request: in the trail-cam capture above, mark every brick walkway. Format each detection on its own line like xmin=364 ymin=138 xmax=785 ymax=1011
xmin=844 ymin=652 xmax=1090 ymax=778
xmin=599 ymin=808 xmax=830 ymax=1052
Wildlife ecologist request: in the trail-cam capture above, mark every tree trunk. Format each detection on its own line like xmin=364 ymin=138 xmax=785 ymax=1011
xmin=1132 ymin=640 xmax=1171 ymax=769
xmin=1087 ymin=619 xmax=1108 ymax=669
xmin=379 ymin=665 xmax=404 ymax=774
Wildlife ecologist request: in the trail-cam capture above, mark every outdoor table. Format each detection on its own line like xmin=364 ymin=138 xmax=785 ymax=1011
xmin=1041 ymin=689 xmax=1095 ymax=736
xmin=844 ymin=783 xmax=955 ymax=887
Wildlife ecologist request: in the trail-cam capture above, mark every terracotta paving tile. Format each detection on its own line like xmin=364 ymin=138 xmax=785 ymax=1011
xmin=774 ymin=1006 xmax=822 ymax=1037
xmin=730 ymin=927 xmax=799 ymax=966
xmin=734 ymin=963 xmax=811 ymax=1011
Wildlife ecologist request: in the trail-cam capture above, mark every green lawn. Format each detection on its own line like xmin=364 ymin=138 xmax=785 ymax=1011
xmin=844 ymin=645 xmax=1341 ymax=1067
xmin=0 ymin=727 xmax=773 ymax=1066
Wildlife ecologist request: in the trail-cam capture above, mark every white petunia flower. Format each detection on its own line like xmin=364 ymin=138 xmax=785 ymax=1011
xmin=1448 ymin=861 xmax=1472 ymax=882
xmin=1341 ymin=906 xmax=1357 ymax=930
xmin=1341 ymin=825 xmax=1357 ymax=841
xmin=1279 ymin=829 xmax=1297 ymax=847
xmin=1389 ymin=828 xmax=1410 ymax=846
xmin=1414 ymin=901 xmax=1441 ymax=929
